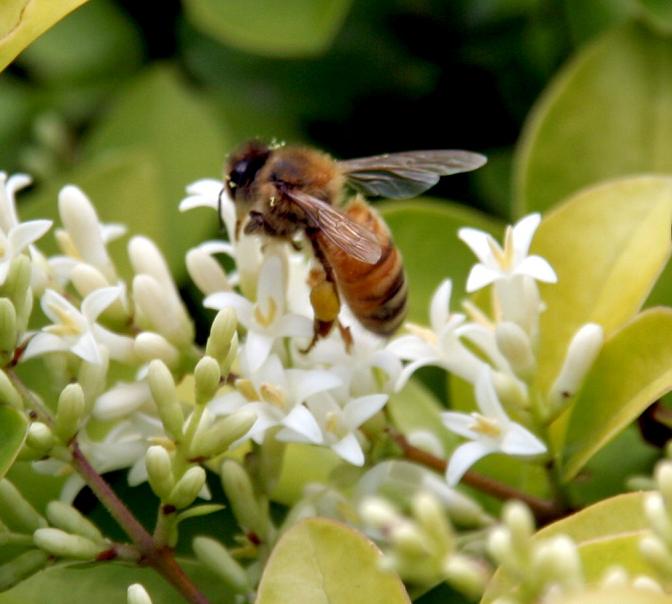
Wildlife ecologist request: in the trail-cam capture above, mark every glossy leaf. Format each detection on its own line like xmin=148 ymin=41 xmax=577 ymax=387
xmin=531 ymin=176 xmax=672 ymax=396
xmin=515 ymin=23 xmax=672 ymax=214
xmin=0 ymin=559 xmax=232 ymax=604
xmin=81 ymin=65 xmax=230 ymax=278
xmin=183 ymin=0 xmax=352 ymax=58
xmin=483 ymin=493 xmax=650 ymax=602
xmin=380 ymin=199 xmax=502 ymax=325
xmin=639 ymin=0 xmax=672 ymax=34
xmin=0 ymin=407 xmax=27 ymax=480
xmin=0 ymin=1 xmax=88 ymax=73
xmin=562 ymin=308 xmax=672 ymax=480
xmin=257 ymin=518 xmax=410 ymax=604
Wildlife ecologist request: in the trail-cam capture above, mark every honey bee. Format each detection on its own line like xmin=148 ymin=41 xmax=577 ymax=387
xmin=225 ymin=141 xmax=486 ymax=350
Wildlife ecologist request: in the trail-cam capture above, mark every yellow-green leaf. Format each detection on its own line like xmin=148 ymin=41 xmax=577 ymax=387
xmin=532 ymin=176 xmax=672 ymax=396
xmin=515 ymin=22 xmax=672 ymax=214
xmin=0 ymin=1 xmax=88 ymax=73
xmin=562 ymin=308 xmax=672 ymax=480
xmin=0 ymin=407 xmax=27 ymax=480
xmin=257 ymin=518 xmax=410 ymax=604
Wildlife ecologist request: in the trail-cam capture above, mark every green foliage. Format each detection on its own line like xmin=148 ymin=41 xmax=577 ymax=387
xmin=256 ymin=518 xmax=410 ymax=604
xmin=0 ymin=407 xmax=26 ymax=481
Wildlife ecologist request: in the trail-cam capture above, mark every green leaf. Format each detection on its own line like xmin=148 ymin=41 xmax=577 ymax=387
xmin=176 ymin=504 xmax=226 ymax=525
xmin=561 ymin=308 xmax=672 ymax=480
xmin=81 ymin=65 xmax=230 ymax=278
xmin=531 ymin=176 xmax=672 ymax=396
xmin=562 ymin=0 xmax=635 ymax=46
xmin=257 ymin=518 xmax=410 ymax=604
xmin=483 ymin=492 xmax=650 ymax=603
xmin=0 ymin=407 xmax=27 ymax=481
xmin=639 ymin=0 xmax=672 ymax=34
xmin=0 ymin=559 xmax=234 ymax=604
xmin=183 ymin=0 xmax=353 ymax=58
xmin=515 ymin=22 xmax=672 ymax=214
xmin=380 ymin=199 xmax=502 ymax=325
xmin=0 ymin=1 xmax=88 ymax=73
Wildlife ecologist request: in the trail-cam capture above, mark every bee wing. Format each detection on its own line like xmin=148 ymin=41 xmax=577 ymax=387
xmin=339 ymin=150 xmax=487 ymax=199
xmin=286 ymin=190 xmax=382 ymax=264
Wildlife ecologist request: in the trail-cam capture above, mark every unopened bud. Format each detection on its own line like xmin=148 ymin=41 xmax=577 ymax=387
xmin=412 ymin=493 xmax=453 ymax=553
xmin=26 ymin=422 xmax=55 ymax=454
xmin=548 ymin=323 xmax=603 ymax=413
xmin=195 ymin=356 xmax=221 ymax=405
xmin=640 ymin=535 xmax=672 ymax=576
xmin=503 ymin=501 xmax=534 ymax=556
xmin=0 ymin=480 xmax=47 ymax=532
xmin=206 ymin=308 xmax=237 ymax=371
xmin=600 ymin=566 xmax=629 ymax=588
xmin=46 ymin=501 xmax=103 ymax=543
xmin=406 ymin=430 xmax=444 ymax=458
xmin=167 ymin=466 xmax=206 ymax=509
xmin=221 ymin=332 xmax=239 ymax=376
xmin=0 ymin=370 xmax=22 ymax=409
xmin=70 ymin=263 xmax=109 ymax=296
xmin=148 ymin=360 xmax=184 ymax=440
xmin=495 ymin=322 xmax=535 ymax=378
xmin=645 ymin=493 xmax=672 ymax=545
xmin=128 ymin=236 xmax=174 ymax=291
xmin=0 ymin=298 xmax=17 ymax=353
xmin=186 ymin=247 xmax=231 ymax=296
xmin=78 ymin=352 xmax=109 ymax=410
xmin=220 ymin=460 xmax=269 ymax=539
xmin=487 ymin=527 xmax=514 ymax=567
xmin=359 ymin=497 xmax=401 ymax=530
xmin=442 ymin=553 xmax=488 ymax=599
xmin=3 ymin=256 xmax=31 ymax=316
xmin=492 ymin=371 xmax=529 ymax=410
xmin=54 ymin=383 xmax=85 ymax=442
xmin=631 ymin=575 xmax=664 ymax=593
xmin=134 ymin=333 xmax=179 ymax=368
xmin=190 ymin=410 xmax=256 ymax=459
xmin=391 ymin=522 xmax=428 ymax=557
xmin=655 ymin=462 xmax=672 ymax=509
xmin=127 ymin=583 xmax=153 ymax=604
xmin=146 ymin=446 xmax=175 ymax=500
xmin=0 ymin=550 xmax=48 ymax=591
xmin=548 ymin=535 xmax=582 ymax=590
xmin=193 ymin=536 xmax=250 ymax=593
xmin=34 ymin=527 xmax=104 ymax=560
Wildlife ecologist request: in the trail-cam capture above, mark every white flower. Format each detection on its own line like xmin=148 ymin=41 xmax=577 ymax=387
xmin=0 ymin=219 xmax=52 ymax=285
xmin=208 ymin=354 xmax=341 ymax=445
xmin=387 ymin=279 xmax=486 ymax=388
xmin=279 ymin=391 xmax=387 ymax=466
xmin=186 ymin=242 xmax=234 ymax=296
xmin=459 ymin=213 xmax=556 ymax=292
xmin=23 ymin=287 xmax=133 ymax=365
xmin=205 ymin=254 xmax=312 ymax=372
xmin=441 ymin=367 xmax=546 ymax=486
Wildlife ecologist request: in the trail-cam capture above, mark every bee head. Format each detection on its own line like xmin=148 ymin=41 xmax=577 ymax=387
xmin=226 ymin=140 xmax=271 ymax=200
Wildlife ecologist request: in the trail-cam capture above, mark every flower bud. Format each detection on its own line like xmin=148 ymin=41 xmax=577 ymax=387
xmin=655 ymin=462 xmax=672 ymax=510
xmin=70 ymin=262 xmax=109 ymax=296
xmin=54 ymin=383 xmax=85 ymax=442
xmin=26 ymin=422 xmax=55 ymax=454
xmin=359 ymin=497 xmax=401 ymax=530
xmin=442 ymin=553 xmax=488 ymax=599
xmin=127 ymin=584 xmax=153 ymax=604
xmin=406 ymin=430 xmax=445 ymax=458
xmin=190 ymin=410 xmax=256 ymax=459
xmin=503 ymin=501 xmax=534 ymax=556
xmin=134 ymin=332 xmax=179 ymax=368
xmin=2 ymin=255 xmax=31 ymax=316
xmin=412 ymin=493 xmax=453 ymax=554
xmin=547 ymin=535 xmax=582 ymax=590
xmin=0 ymin=298 xmax=17 ymax=353
xmin=146 ymin=446 xmax=175 ymax=500
xmin=220 ymin=460 xmax=269 ymax=540
xmin=220 ymin=332 xmax=239 ymax=377
xmin=128 ymin=236 xmax=174 ymax=291
xmin=487 ymin=526 xmax=514 ymax=567
xmin=391 ymin=522 xmax=429 ymax=557
xmin=492 ymin=371 xmax=529 ymax=411
xmin=0 ymin=370 xmax=22 ymax=409
xmin=0 ymin=480 xmax=46 ymax=532
xmin=206 ymin=308 xmax=237 ymax=371
xmin=495 ymin=322 xmax=535 ymax=378
xmin=186 ymin=248 xmax=231 ymax=296
xmin=640 ymin=535 xmax=672 ymax=576
xmin=148 ymin=360 xmax=184 ymax=441
xmin=193 ymin=536 xmax=250 ymax=593
xmin=548 ymin=323 xmax=603 ymax=413
xmin=631 ymin=575 xmax=664 ymax=593
xmin=0 ymin=550 xmax=49 ymax=591
xmin=195 ymin=356 xmax=221 ymax=405
xmin=645 ymin=493 xmax=672 ymax=545
xmin=167 ymin=466 xmax=206 ymax=509
xmin=46 ymin=501 xmax=104 ymax=543
xmin=33 ymin=527 xmax=104 ymax=560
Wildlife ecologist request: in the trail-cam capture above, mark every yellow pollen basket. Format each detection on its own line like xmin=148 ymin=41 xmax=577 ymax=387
xmin=253 ymin=297 xmax=277 ymax=328
xmin=469 ymin=412 xmax=502 ymax=438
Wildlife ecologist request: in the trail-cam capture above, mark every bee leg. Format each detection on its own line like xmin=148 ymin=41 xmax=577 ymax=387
xmin=300 ymin=264 xmax=340 ymax=354
xmin=301 ymin=318 xmax=334 ymax=354
xmin=337 ymin=321 xmax=353 ymax=353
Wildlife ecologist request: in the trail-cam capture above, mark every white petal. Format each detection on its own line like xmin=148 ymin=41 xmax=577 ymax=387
xmin=22 ymin=332 xmax=69 ymax=360
xmin=429 ymin=279 xmax=453 ymax=332
xmin=458 ymin=228 xmax=497 ymax=264
xmin=93 ymin=325 xmax=135 ymax=363
xmin=208 ymin=391 xmax=247 ymax=415
xmin=289 ymin=370 xmax=342 ymax=403
xmin=282 ymin=404 xmax=323 ymax=443
xmin=395 ymin=357 xmax=441 ymax=390
xmin=465 ymin=264 xmax=501 ymax=293
xmin=185 ymin=178 xmax=223 ymax=199
xmin=47 ymin=256 xmax=78 ymax=286
xmin=343 ymin=394 xmax=388 ymax=430
xmin=441 ymin=411 xmax=480 ymax=440
xmin=100 ymin=223 xmax=127 ymax=243
xmin=81 ymin=286 xmax=121 ymax=323
xmin=257 ymin=255 xmax=285 ymax=314
xmin=72 ymin=331 xmax=103 ymax=364
xmin=446 ymin=440 xmax=497 ymax=486
xmin=127 ymin=457 xmax=148 ymax=486
xmin=0 ymin=261 xmax=10 ymax=286
xmin=41 ymin=289 xmax=82 ymax=325
xmin=501 ymin=423 xmax=547 ymax=456
xmin=332 ymin=433 xmax=365 ymax=466
xmin=387 ymin=335 xmax=436 ymax=361
xmin=9 ymin=220 xmax=52 ymax=252
xmin=514 ymin=255 xmax=557 ymax=283
xmin=94 ymin=382 xmax=150 ymax=420
xmin=474 ymin=367 xmax=508 ymax=422
xmin=59 ymin=475 xmax=87 ymax=504
xmin=179 ymin=194 xmax=218 ymax=212
xmin=511 ymin=213 xmax=540 ymax=259
xmin=203 ymin=292 xmax=252 ymax=325
xmin=197 ymin=240 xmax=236 ymax=257
xmin=243 ymin=332 xmax=274 ymax=373
xmin=275 ymin=313 xmax=313 ymax=338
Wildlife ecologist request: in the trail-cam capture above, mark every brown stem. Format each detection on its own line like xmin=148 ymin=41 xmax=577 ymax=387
xmin=389 ymin=429 xmax=568 ymax=524
xmin=69 ymin=444 xmax=210 ymax=604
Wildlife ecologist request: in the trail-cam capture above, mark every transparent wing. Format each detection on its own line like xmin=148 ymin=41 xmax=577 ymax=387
xmin=339 ymin=149 xmax=487 ymax=198
xmin=286 ymin=190 xmax=382 ymax=264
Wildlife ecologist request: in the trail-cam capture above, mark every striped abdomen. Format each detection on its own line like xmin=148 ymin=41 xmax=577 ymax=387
xmin=318 ymin=197 xmax=407 ymax=336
